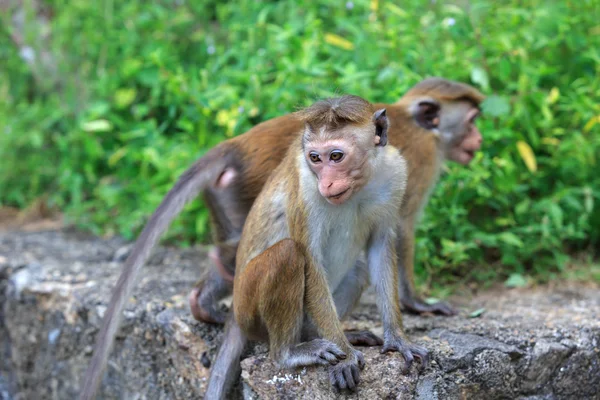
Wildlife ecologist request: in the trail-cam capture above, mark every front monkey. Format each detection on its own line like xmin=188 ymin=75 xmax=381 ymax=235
xmin=205 ymin=95 xmax=428 ymax=399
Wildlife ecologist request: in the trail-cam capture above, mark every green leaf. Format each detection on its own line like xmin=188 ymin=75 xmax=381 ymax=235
xmin=498 ymin=232 xmax=524 ymax=248
xmin=470 ymin=66 xmax=490 ymax=91
xmin=482 ymin=95 xmax=511 ymax=117
xmin=114 ymin=88 xmax=137 ymax=109
xmin=468 ymin=308 xmax=486 ymax=318
xmin=505 ymin=273 xmax=528 ymax=288
xmin=81 ymin=119 xmax=112 ymax=132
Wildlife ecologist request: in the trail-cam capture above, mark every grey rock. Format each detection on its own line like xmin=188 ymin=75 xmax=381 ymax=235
xmin=522 ymin=340 xmax=572 ymax=392
xmin=427 ymin=329 xmax=523 ymax=372
xmin=1 ymin=229 xmax=599 ymax=400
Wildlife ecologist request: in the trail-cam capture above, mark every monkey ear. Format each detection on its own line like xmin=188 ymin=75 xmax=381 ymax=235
xmin=372 ymin=108 xmax=389 ymax=147
xmin=413 ymin=99 xmax=441 ymax=130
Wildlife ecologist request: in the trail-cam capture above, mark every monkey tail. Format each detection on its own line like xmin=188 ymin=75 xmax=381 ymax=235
xmin=79 ymin=147 xmax=230 ymax=400
xmin=205 ymin=315 xmax=248 ymax=400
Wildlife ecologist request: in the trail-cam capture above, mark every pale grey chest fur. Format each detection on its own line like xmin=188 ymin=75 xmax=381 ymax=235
xmin=300 ymin=147 xmax=407 ymax=291
xmin=308 ymin=200 xmax=375 ymax=291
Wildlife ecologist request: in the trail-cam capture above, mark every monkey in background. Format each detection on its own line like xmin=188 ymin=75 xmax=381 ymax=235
xmin=191 ymin=78 xmax=485 ymax=323
xmin=205 ymin=95 xmax=427 ymax=399
xmin=80 ymin=78 xmax=483 ymax=399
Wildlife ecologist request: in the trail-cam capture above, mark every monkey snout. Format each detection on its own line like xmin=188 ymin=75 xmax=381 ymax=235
xmin=319 ymin=183 xmax=353 ymax=205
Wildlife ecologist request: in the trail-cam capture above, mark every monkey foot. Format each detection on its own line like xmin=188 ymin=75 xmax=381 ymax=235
xmin=381 ymin=337 xmax=429 ymax=372
xmin=282 ymin=339 xmax=347 ymax=368
xmin=188 ymin=287 xmax=229 ymax=325
xmin=402 ymin=298 xmax=457 ymax=316
xmin=328 ymin=349 xmax=365 ymax=391
xmin=344 ymin=330 xmax=383 ymax=347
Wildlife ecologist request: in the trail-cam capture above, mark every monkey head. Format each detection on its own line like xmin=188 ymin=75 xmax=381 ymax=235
xmin=412 ymin=97 xmax=483 ymax=165
xmin=300 ymin=98 xmax=389 ymax=206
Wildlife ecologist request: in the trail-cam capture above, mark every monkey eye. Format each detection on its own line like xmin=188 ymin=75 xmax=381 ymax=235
xmin=329 ymin=150 xmax=344 ymax=162
xmin=309 ymin=152 xmax=322 ymax=163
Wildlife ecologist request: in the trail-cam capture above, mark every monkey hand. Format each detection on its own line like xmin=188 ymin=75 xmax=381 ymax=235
xmin=381 ymin=336 xmax=429 ymax=372
xmin=328 ymin=348 xmax=364 ymax=392
xmin=402 ymin=297 xmax=457 ymax=316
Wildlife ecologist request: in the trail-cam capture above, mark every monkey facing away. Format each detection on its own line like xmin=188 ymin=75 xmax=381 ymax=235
xmin=192 ymin=78 xmax=485 ymax=323
xmin=205 ymin=95 xmax=428 ymax=399
xmin=80 ymin=78 xmax=483 ymax=399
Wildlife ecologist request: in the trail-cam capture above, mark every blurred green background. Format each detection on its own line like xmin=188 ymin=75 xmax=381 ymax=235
xmin=1 ymin=0 xmax=598 ymax=293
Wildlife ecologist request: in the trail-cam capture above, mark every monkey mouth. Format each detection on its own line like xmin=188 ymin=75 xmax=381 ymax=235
xmin=329 ymin=188 xmax=350 ymax=200
xmin=325 ymin=188 xmax=352 ymax=205
xmin=454 ymin=149 xmax=477 ymax=165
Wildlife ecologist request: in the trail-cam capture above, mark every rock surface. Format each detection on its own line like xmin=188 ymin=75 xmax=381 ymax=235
xmin=0 ymin=229 xmax=599 ymax=399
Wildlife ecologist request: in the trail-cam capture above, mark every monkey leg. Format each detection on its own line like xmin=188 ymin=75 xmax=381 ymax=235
xmin=234 ymin=239 xmax=350 ymax=370
xmin=189 ymin=167 xmax=253 ymax=323
xmin=396 ymin=221 xmax=457 ymax=316
xmin=301 ymin=259 xmax=383 ymax=347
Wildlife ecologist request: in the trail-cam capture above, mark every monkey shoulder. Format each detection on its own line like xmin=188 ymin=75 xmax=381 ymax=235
xmin=368 ymin=146 xmax=408 ymax=201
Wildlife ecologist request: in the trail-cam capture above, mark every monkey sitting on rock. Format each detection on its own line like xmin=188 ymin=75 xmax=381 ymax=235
xmin=205 ymin=95 xmax=428 ymax=398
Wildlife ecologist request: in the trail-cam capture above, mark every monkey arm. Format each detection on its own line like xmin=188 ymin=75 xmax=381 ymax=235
xmin=367 ymin=227 xmax=429 ymax=370
xmin=396 ymin=218 xmax=418 ymax=308
xmin=396 ymin=218 xmax=457 ymax=316
xmin=367 ymin=227 xmax=404 ymax=339
xmin=304 ymin=256 xmax=355 ymax=352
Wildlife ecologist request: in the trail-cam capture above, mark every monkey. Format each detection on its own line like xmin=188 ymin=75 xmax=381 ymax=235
xmin=79 ymin=78 xmax=483 ymax=399
xmin=191 ymin=77 xmax=485 ymax=323
xmin=205 ymin=95 xmax=428 ymax=399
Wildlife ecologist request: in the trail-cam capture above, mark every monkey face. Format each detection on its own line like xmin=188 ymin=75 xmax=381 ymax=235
xmin=446 ymin=107 xmax=482 ymax=165
xmin=305 ymin=139 xmax=368 ymax=205
xmin=413 ymin=98 xmax=483 ymax=166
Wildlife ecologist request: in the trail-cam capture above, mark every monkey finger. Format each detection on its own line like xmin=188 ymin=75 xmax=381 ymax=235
xmin=326 ymin=344 xmax=347 ymax=360
xmin=329 ymin=367 xmax=347 ymax=391
xmin=319 ymin=352 xmax=340 ymax=365
xmin=410 ymin=345 xmax=430 ymax=370
xmin=402 ymin=350 xmax=415 ymax=372
xmin=357 ymin=351 xmax=365 ymax=369
xmin=328 ymin=369 xmax=339 ymax=391
xmin=380 ymin=343 xmax=397 ymax=354
xmin=343 ymin=367 xmax=357 ymax=391
xmin=351 ymin=364 xmax=361 ymax=384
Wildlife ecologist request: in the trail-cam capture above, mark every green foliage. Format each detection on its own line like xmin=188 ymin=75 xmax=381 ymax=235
xmin=1 ymin=0 xmax=598 ymax=287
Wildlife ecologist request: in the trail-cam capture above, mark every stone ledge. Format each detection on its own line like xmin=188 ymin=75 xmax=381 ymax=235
xmin=1 ymin=229 xmax=598 ymax=399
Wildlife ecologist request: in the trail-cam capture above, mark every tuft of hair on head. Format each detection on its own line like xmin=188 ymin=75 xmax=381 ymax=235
xmin=405 ymin=77 xmax=486 ymax=104
xmin=296 ymin=95 xmax=374 ymax=131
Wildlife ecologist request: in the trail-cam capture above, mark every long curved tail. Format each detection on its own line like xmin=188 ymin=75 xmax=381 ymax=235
xmin=79 ymin=148 xmax=229 ymax=400
xmin=204 ymin=315 xmax=248 ymax=400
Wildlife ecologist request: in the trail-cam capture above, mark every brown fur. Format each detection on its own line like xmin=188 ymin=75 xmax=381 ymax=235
xmin=206 ymin=96 xmax=419 ymax=398
xmin=193 ymin=77 xmax=484 ymax=319
xmin=296 ymin=95 xmax=373 ymax=130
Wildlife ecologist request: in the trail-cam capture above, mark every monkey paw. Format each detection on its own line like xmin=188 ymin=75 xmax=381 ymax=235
xmin=381 ymin=337 xmax=429 ymax=371
xmin=402 ymin=297 xmax=457 ymax=316
xmin=284 ymin=339 xmax=347 ymax=367
xmin=344 ymin=329 xmax=384 ymax=347
xmin=328 ymin=349 xmax=364 ymax=391
xmin=188 ymin=287 xmax=229 ymax=324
